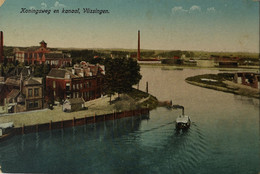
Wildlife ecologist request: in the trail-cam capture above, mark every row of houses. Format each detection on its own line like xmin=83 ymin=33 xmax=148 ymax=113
xmin=0 ymin=68 xmax=44 ymax=113
xmin=0 ymin=61 xmax=105 ymax=113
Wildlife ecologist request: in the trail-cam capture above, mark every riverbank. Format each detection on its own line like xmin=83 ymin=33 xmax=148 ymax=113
xmin=0 ymin=89 xmax=158 ymax=128
xmin=140 ymin=64 xmax=259 ymax=71
xmin=185 ymin=73 xmax=260 ymax=98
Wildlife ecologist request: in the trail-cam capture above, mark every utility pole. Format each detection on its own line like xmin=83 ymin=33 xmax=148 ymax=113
xmin=146 ymin=81 xmax=148 ymax=93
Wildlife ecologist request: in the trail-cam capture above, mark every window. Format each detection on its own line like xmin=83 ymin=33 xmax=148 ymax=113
xmin=97 ymin=78 xmax=101 ymax=85
xmin=39 ymin=53 xmax=43 ymax=59
xmin=89 ymin=82 xmax=92 ymax=88
xmin=54 ymin=91 xmax=56 ymax=96
xmin=34 ymin=101 xmax=39 ymax=108
xmin=34 ymin=88 xmax=39 ymax=96
xmin=53 ymin=81 xmax=56 ymax=88
xmin=97 ymin=88 xmax=100 ymax=95
xmin=76 ymin=84 xmax=79 ymax=89
xmin=66 ymin=83 xmax=70 ymax=90
xmin=80 ymin=84 xmax=83 ymax=89
xmin=28 ymin=101 xmax=34 ymax=108
xmin=73 ymin=84 xmax=75 ymax=90
xmin=28 ymin=89 xmax=33 ymax=97
xmin=90 ymin=91 xmax=93 ymax=98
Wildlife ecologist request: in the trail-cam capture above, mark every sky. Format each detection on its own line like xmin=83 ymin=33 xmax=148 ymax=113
xmin=0 ymin=0 xmax=259 ymax=52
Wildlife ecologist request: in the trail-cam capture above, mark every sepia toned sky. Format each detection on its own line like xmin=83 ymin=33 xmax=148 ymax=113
xmin=0 ymin=0 xmax=259 ymax=52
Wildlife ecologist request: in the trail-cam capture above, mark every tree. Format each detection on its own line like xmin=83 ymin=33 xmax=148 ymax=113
xmin=103 ymin=58 xmax=115 ymax=102
xmin=33 ymin=64 xmax=44 ymax=77
xmin=43 ymin=63 xmax=51 ymax=76
xmin=104 ymin=57 xmax=142 ymax=102
xmin=3 ymin=62 xmax=15 ymax=75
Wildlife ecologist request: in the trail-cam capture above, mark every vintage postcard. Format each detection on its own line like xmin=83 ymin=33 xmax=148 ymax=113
xmin=0 ymin=0 xmax=259 ymax=173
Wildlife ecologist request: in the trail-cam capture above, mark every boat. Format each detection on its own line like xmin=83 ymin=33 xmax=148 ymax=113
xmin=176 ymin=115 xmax=191 ymax=130
xmin=171 ymin=104 xmax=191 ymax=130
xmin=0 ymin=122 xmax=15 ymax=142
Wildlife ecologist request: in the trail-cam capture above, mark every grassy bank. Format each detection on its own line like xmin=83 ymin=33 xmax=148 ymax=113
xmin=126 ymin=88 xmax=158 ymax=110
xmin=186 ymin=73 xmax=234 ymax=88
xmin=185 ymin=73 xmax=259 ymax=98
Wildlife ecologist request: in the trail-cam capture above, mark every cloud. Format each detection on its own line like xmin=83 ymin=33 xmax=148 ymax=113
xmin=54 ymin=1 xmax=66 ymax=8
xmin=172 ymin=5 xmax=202 ymax=14
xmin=172 ymin=6 xmax=188 ymax=14
xmin=207 ymin=7 xmax=216 ymax=12
xmin=41 ymin=2 xmax=47 ymax=8
xmin=189 ymin=5 xmax=201 ymax=12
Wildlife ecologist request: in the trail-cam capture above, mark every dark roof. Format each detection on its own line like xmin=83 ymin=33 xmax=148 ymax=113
xmin=45 ymin=53 xmax=64 ymax=59
xmin=67 ymin=98 xmax=85 ymax=104
xmin=15 ymin=46 xmax=49 ymax=52
xmin=47 ymin=69 xmax=75 ymax=78
xmin=26 ymin=46 xmax=41 ymax=51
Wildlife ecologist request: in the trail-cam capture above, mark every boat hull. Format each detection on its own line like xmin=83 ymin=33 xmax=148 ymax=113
xmin=175 ymin=115 xmax=191 ymax=130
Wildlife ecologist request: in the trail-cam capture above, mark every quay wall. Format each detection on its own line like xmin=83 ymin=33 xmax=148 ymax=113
xmin=14 ymin=108 xmax=150 ymax=135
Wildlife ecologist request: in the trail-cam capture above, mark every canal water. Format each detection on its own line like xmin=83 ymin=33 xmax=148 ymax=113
xmin=0 ymin=67 xmax=259 ymax=174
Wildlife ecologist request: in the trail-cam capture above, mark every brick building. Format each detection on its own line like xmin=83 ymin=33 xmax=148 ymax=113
xmin=15 ymin=40 xmax=72 ymax=67
xmin=234 ymin=72 xmax=260 ymax=89
xmin=46 ymin=61 xmax=105 ymax=102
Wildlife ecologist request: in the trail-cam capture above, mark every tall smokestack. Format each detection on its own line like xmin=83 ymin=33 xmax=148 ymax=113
xmin=0 ymin=31 xmax=3 ymax=63
xmin=137 ymin=30 xmax=140 ymax=61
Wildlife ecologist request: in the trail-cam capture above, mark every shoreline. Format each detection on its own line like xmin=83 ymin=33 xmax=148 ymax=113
xmin=185 ymin=74 xmax=260 ymax=99
xmin=0 ymin=89 xmax=158 ymax=128
xmin=140 ymin=64 xmax=259 ymax=71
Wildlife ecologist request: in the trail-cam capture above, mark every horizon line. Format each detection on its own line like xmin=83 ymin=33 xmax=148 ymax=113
xmin=3 ymin=44 xmax=259 ymax=54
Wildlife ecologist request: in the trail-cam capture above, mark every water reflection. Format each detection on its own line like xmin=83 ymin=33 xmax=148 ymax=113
xmin=0 ymin=114 xmax=148 ymax=173
xmin=233 ymin=95 xmax=259 ymax=109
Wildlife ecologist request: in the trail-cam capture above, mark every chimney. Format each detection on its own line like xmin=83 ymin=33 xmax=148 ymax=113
xmin=0 ymin=31 xmax=3 ymax=63
xmin=137 ymin=30 xmax=141 ymax=61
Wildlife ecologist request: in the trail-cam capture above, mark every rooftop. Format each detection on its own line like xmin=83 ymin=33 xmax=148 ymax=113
xmin=66 ymin=98 xmax=85 ymax=104
xmin=6 ymin=89 xmax=20 ymax=100
xmin=47 ymin=68 xmax=76 ymax=79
